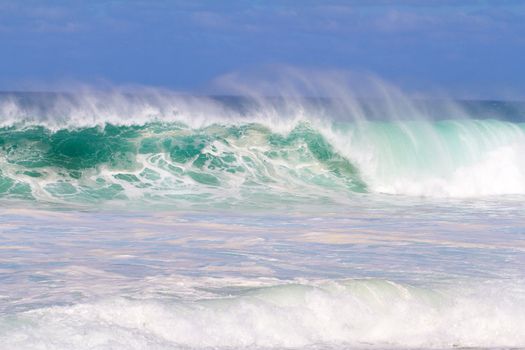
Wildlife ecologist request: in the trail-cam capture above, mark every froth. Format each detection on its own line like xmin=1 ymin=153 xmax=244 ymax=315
xmin=2 ymin=279 xmax=524 ymax=349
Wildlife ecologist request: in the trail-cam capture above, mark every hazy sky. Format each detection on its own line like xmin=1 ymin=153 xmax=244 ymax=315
xmin=1 ymin=0 xmax=524 ymax=98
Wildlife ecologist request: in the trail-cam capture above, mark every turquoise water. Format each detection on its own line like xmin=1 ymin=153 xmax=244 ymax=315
xmin=0 ymin=93 xmax=524 ymax=349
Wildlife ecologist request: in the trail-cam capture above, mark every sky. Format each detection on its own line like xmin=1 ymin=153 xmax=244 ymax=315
xmin=0 ymin=0 xmax=524 ymax=98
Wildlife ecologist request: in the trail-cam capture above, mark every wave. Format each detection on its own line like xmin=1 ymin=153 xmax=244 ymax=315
xmin=2 ymin=279 xmax=524 ymax=349
xmin=1 ymin=92 xmax=525 ymax=204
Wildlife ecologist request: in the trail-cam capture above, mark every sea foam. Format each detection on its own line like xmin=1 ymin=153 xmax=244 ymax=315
xmin=2 ymin=279 xmax=524 ymax=349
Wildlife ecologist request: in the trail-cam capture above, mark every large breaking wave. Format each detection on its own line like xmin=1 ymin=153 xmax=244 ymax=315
xmin=1 ymin=88 xmax=525 ymax=206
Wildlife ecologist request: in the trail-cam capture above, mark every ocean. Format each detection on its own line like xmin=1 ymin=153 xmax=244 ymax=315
xmin=0 ymin=91 xmax=524 ymax=349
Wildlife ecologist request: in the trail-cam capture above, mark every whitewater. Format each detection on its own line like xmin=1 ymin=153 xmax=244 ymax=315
xmin=0 ymin=85 xmax=524 ymax=350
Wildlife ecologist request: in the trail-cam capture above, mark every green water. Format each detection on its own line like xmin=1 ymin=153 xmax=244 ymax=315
xmin=0 ymin=122 xmax=366 ymax=205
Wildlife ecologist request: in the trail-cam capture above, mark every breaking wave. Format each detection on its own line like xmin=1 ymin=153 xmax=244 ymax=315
xmin=0 ymin=91 xmax=525 ymax=206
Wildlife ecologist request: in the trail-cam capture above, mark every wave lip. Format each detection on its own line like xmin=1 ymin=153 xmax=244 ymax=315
xmin=2 ymin=279 xmax=524 ymax=349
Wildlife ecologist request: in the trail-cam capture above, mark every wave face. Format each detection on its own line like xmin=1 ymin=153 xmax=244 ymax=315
xmin=0 ymin=122 xmax=368 ymax=206
xmin=1 ymin=93 xmax=525 ymax=205
xmin=2 ymin=279 xmax=525 ymax=349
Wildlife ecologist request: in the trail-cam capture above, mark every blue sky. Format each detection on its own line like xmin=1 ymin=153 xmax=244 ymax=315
xmin=0 ymin=0 xmax=524 ymax=98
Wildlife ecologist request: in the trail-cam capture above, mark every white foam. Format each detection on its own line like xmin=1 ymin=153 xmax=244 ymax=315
xmin=2 ymin=279 xmax=524 ymax=349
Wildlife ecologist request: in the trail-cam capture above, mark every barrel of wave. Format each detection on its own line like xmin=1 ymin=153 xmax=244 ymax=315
xmin=325 ymin=119 xmax=525 ymax=197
